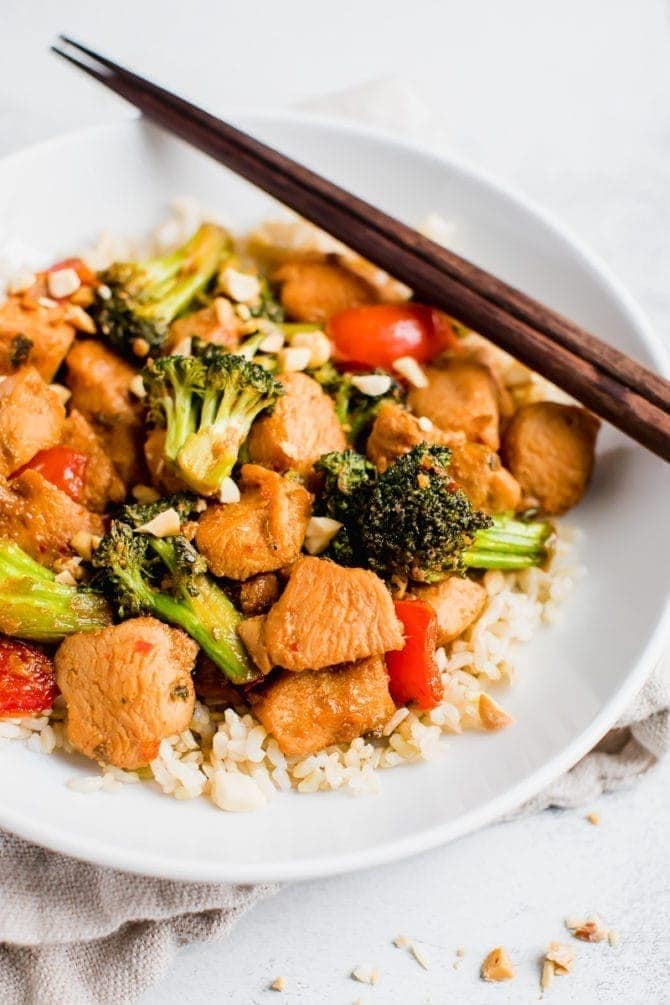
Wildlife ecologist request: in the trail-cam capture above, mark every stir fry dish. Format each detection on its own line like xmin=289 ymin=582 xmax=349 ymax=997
xmin=0 ymin=211 xmax=600 ymax=810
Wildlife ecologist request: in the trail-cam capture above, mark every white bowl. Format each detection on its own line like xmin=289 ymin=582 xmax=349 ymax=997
xmin=0 ymin=115 xmax=668 ymax=882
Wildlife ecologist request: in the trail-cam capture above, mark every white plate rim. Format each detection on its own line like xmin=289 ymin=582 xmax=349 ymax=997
xmin=0 ymin=112 xmax=668 ymax=882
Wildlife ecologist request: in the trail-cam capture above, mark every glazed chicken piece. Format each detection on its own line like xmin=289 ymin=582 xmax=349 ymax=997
xmin=448 ymin=442 xmax=521 ymax=514
xmin=143 ymin=427 xmax=189 ymax=494
xmin=195 ymin=464 xmax=312 ymax=580
xmin=164 ymin=302 xmax=242 ymax=354
xmin=237 ymin=556 xmax=403 ymax=672
xmin=412 ymin=576 xmax=487 ymax=645
xmin=366 ymin=403 xmax=519 ymax=513
xmin=55 ymin=617 xmax=197 ymax=770
xmin=250 ymin=656 xmax=396 ymax=757
xmin=0 ymin=470 xmax=104 ymax=566
xmin=65 ymin=340 xmax=145 ymax=486
xmin=501 ymin=402 xmax=600 ymax=515
xmin=0 ymin=366 xmax=65 ymax=477
xmin=274 ymin=259 xmax=378 ymax=323
xmin=247 ymin=371 xmax=346 ymax=478
xmin=366 ymin=401 xmax=464 ymax=473
xmin=408 ymin=357 xmax=501 ymax=450
xmin=239 ymin=572 xmax=280 ymax=617
xmin=0 ymin=296 xmax=76 ymax=382
xmin=60 ymin=409 xmax=125 ymax=512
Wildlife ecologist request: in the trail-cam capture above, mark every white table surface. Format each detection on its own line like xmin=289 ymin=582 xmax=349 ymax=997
xmin=3 ymin=1 xmax=670 ymax=1002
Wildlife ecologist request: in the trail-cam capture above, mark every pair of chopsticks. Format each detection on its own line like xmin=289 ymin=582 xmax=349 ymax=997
xmin=51 ymin=37 xmax=670 ymax=461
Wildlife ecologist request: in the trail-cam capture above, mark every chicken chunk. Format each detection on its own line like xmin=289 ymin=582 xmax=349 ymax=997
xmin=0 ymin=470 xmax=103 ymax=566
xmin=165 ymin=302 xmax=241 ymax=354
xmin=366 ymin=401 xmax=465 ymax=473
xmin=0 ymin=296 xmax=75 ymax=381
xmin=239 ymin=573 xmax=280 ymax=616
xmin=60 ymin=409 xmax=125 ymax=512
xmin=501 ymin=402 xmax=600 ymax=515
xmin=247 ymin=371 xmax=346 ymax=478
xmin=448 ymin=442 xmax=521 ymax=514
xmin=65 ymin=340 xmax=145 ymax=485
xmin=250 ymin=656 xmax=396 ymax=757
xmin=408 ymin=358 xmax=501 ymax=450
xmin=274 ymin=259 xmax=378 ymax=323
xmin=237 ymin=556 xmax=403 ymax=672
xmin=412 ymin=576 xmax=487 ymax=645
xmin=0 ymin=367 xmax=65 ymax=477
xmin=55 ymin=618 xmax=197 ymax=769
xmin=196 ymin=464 xmax=312 ymax=580
xmin=365 ymin=403 xmax=517 ymax=513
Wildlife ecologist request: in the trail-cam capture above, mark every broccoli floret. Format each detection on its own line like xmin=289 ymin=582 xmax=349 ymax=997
xmin=313 ymin=444 xmax=552 ymax=583
xmin=91 ymin=501 xmax=257 ymax=684
xmin=249 ymin=277 xmax=284 ymax=323
xmin=92 ymin=223 xmax=231 ymax=358
xmin=309 ymin=363 xmax=405 ymax=447
xmin=313 ymin=450 xmax=376 ymax=565
xmin=362 ymin=445 xmax=551 ymax=582
xmin=0 ymin=540 xmax=111 ymax=642
xmin=143 ymin=342 xmax=284 ymax=495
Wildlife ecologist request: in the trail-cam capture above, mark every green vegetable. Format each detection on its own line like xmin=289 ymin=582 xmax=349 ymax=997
xmin=92 ymin=223 xmax=231 ymax=358
xmin=309 ymin=361 xmax=405 ymax=447
xmin=315 ymin=444 xmax=552 ymax=583
xmin=92 ymin=496 xmax=257 ymax=684
xmin=0 ymin=539 xmax=111 ymax=642
xmin=143 ymin=341 xmax=284 ymax=496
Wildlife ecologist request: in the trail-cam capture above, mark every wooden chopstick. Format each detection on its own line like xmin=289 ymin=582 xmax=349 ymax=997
xmin=51 ymin=39 xmax=670 ymax=461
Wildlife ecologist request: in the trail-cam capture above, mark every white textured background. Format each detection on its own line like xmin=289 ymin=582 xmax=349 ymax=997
xmin=2 ymin=1 xmax=670 ymax=1002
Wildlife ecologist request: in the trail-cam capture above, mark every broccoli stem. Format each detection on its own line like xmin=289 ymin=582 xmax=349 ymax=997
xmin=0 ymin=540 xmax=111 ymax=642
xmin=462 ymin=515 xmax=552 ymax=570
xmin=141 ymin=537 xmax=255 ymax=685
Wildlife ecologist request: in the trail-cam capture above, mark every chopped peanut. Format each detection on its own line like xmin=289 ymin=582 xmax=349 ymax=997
xmin=481 ymin=946 xmax=515 ymax=982
xmin=479 ymin=693 xmax=514 ymax=731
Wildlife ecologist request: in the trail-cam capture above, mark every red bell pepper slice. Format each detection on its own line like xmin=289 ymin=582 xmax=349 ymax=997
xmin=16 ymin=446 xmax=89 ymax=504
xmin=0 ymin=637 xmax=58 ymax=717
xmin=386 ymin=598 xmax=444 ymax=711
xmin=327 ymin=303 xmax=461 ymax=370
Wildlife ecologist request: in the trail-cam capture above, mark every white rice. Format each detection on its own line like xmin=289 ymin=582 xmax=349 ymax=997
xmin=0 ymin=204 xmax=585 ymax=810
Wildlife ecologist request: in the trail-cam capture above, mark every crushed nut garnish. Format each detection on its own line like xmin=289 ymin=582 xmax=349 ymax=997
xmin=129 ymin=374 xmax=147 ymax=399
xmin=393 ymin=934 xmax=410 ymax=949
xmin=136 ymin=507 xmax=181 ymax=538
xmin=351 ymin=967 xmax=380 ymax=985
xmin=132 ymin=337 xmax=150 ymax=358
xmin=259 ymin=329 xmax=285 ymax=353
xmin=63 ymin=304 xmax=96 ymax=333
xmin=289 ymin=329 xmax=331 ymax=367
xmin=350 ymin=373 xmax=392 ymax=398
xmin=410 ymin=942 xmax=429 ymax=970
xmin=97 ymin=283 xmax=112 ymax=300
xmin=478 ymin=692 xmax=514 ymax=731
xmin=481 ymin=946 xmax=515 ymax=982
xmin=565 ymin=916 xmax=609 ymax=943
xmin=540 ymin=958 xmax=555 ymax=991
xmin=417 ymin=415 xmax=433 ymax=432
xmin=54 ymin=569 xmax=78 ymax=587
xmin=456 ymin=947 xmax=466 ymax=957
xmin=70 ymin=531 xmax=101 ymax=562
xmin=277 ymin=345 xmax=312 ymax=373
xmin=545 ymin=942 xmax=576 ymax=975
xmin=393 ymin=355 xmax=428 ymax=388
xmin=304 ymin=515 xmax=343 ymax=555
xmin=219 ymin=267 xmax=261 ymax=306
xmin=131 ymin=484 xmax=161 ymax=505
xmin=417 ymin=473 xmax=430 ymax=489
xmin=50 ymin=383 xmax=72 ymax=405
xmin=586 ymin=812 xmax=600 ymax=825
xmin=608 ymin=930 xmax=619 ymax=947
xmin=47 ymin=267 xmax=80 ymax=299
xmin=269 ymin=976 xmax=286 ymax=992
xmin=218 ymin=477 xmax=241 ymax=504
xmin=38 ymin=296 xmax=58 ymax=309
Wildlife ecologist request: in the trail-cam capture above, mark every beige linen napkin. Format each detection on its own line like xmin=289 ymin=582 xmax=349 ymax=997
xmin=1 ymin=79 xmax=668 ymax=1005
